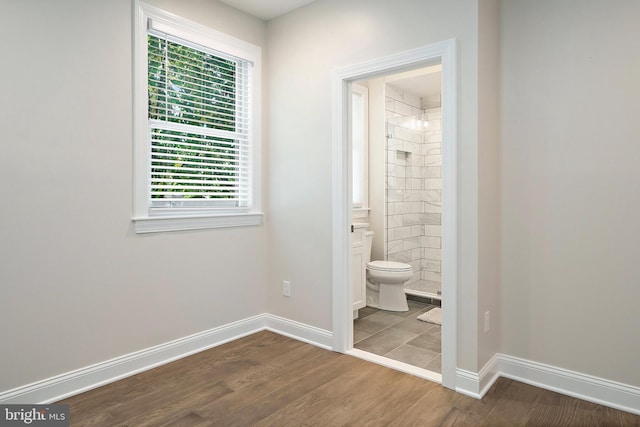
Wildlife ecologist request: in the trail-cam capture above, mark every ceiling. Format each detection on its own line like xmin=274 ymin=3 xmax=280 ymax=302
xmin=216 ymin=1 xmax=441 ymax=100
xmin=385 ymin=65 xmax=442 ymax=100
xmin=387 ymin=72 xmax=441 ymax=100
xmin=218 ymin=0 xmax=318 ymax=20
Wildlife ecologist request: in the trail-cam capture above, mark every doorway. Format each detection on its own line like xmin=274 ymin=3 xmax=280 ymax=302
xmin=352 ymin=66 xmax=443 ymax=379
xmin=331 ymin=39 xmax=458 ymax=389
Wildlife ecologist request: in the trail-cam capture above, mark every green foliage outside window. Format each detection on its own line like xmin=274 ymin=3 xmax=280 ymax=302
xmin=147 ymin=35 xmax=244 ymax=201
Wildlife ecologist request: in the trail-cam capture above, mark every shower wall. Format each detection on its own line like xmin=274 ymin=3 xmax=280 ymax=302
xmin=384 ymin=84 xmax=442 ymax=297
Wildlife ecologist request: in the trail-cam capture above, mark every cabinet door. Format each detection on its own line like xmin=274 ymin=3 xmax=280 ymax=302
xmin=352 ymin=243 xmax=366 ymax=310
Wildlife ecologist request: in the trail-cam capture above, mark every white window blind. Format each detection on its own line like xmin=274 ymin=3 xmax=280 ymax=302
xmin=147 ymin=26 xmax=251 ymax=212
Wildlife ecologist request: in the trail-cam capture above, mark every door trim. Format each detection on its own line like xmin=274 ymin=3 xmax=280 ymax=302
xmin=331 ymin=39 xmax=458 ymax=389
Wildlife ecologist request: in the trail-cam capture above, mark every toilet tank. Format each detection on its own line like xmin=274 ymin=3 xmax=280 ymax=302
xmin=364 ymin=231 xmax=374 ymax=263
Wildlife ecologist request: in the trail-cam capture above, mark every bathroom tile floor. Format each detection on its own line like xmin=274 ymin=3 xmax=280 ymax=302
xmin=353 ymin=299 xmax=441 ymax=373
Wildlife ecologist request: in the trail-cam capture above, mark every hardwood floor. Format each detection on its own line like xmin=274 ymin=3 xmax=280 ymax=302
xmin=60 ymin=331 xmax=639 ymax=426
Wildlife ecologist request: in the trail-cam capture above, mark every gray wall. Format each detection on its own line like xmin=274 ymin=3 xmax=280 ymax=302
xmin=478 ymin=0 xmax=501 ymax=371
xmin=265 ymin=0 xmax=497 ymax=372
xmin=0 ymin=0 xmax=268 ymax=392
xmin=500 ymin=0 xmax=640 ymax=386
xmin=5 ymin=0 xmax=637 ymax=399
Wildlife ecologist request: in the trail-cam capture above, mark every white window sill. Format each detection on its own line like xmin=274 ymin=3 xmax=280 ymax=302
xmin=352 ymin=208 xmax=370 ymax=219
xmin=133 ymin=212 xmax=263 ymax=234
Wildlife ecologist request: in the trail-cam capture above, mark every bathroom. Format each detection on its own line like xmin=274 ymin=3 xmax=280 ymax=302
xmin=351 ymin=64 xmax=443 ymax=374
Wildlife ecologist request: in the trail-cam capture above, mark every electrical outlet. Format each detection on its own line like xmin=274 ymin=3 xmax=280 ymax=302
xmin=282 ymin=280 xmax=291 ymax=297
xmin=484 ymin=311 xmax=490 ymax=333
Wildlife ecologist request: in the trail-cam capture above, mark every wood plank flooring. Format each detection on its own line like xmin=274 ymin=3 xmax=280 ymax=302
xmin=60 ymin=331 xmax=640 ymax=426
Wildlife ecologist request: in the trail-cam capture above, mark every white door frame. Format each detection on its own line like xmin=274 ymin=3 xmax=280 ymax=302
xmin=331 ymin=39 xmax=458 ymax=389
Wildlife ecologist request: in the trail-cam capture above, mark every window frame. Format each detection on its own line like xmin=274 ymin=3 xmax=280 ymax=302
xmin=132 ymin=1 xmax=262 ymax=233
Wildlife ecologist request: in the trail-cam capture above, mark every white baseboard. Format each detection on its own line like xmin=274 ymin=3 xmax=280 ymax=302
xmin=0 ymin=314 xmax=332 ymax=405
xmin=455 ymin=353 xmax=500 ymax=399
xmin=263 ymin=313 xmax=333 ymax=350
xmin=498 ymin=354 xmax=640 ymax=416
xmin=456 ymin=353 xmax=640 ymax=416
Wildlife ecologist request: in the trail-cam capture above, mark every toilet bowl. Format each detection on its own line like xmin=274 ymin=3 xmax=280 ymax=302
xmin=362 ymin=231 xmax=412 ymax=312
xmin=366 ymin=261 xmax=412 ymax=312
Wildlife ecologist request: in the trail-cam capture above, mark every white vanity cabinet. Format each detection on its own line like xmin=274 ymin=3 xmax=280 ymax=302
xmin=351 ymin=224 xmax=367 ymax=316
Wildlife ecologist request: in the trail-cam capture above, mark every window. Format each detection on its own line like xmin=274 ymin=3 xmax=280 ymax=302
xmin=352 ymin=84 xmax=369 ymax=218
xmin=133 ymin=2 xmax=262 ymax=233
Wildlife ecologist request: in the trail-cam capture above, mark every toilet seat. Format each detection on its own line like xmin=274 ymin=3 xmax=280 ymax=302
xmin=367 ymin=260 xmax=412 ymax=273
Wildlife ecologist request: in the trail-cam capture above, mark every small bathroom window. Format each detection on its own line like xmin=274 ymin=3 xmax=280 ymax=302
xmin=352 ymin=83 xmax=369 ymax=216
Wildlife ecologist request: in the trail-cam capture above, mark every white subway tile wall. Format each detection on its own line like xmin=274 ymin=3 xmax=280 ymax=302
xmin=385 ymin=85 xmax=442 ymax=296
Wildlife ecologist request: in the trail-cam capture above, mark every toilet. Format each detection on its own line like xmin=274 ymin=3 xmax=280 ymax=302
xmin=364 ymin=231 xmax=412 ymax=312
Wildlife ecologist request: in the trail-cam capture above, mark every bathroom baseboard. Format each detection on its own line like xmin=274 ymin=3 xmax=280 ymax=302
xmin=406 ymin=293 xmax=442 ymax=307
xmin=456 ymin=353 xmax=640 ymax=416
xmin=0 ymin=314 xmax=332 ymax=405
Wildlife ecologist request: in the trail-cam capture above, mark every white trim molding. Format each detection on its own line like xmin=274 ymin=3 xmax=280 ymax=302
xmin=0 ymin=314 xmax=332 ymax=405
xmin=456 ymin=353 xmax=640 ymax=416
xmin=331 ymin=38 xmax=458 ymax=390
xmin=264 ymin=314 xmax=333 ymax=350
xmin=455 ymin=353 xmax=500 ymax=399
xmin=498 ymin=354 xmax=640 ymax=416
xmin=133 ymin=212 xmax=263 ymax=233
